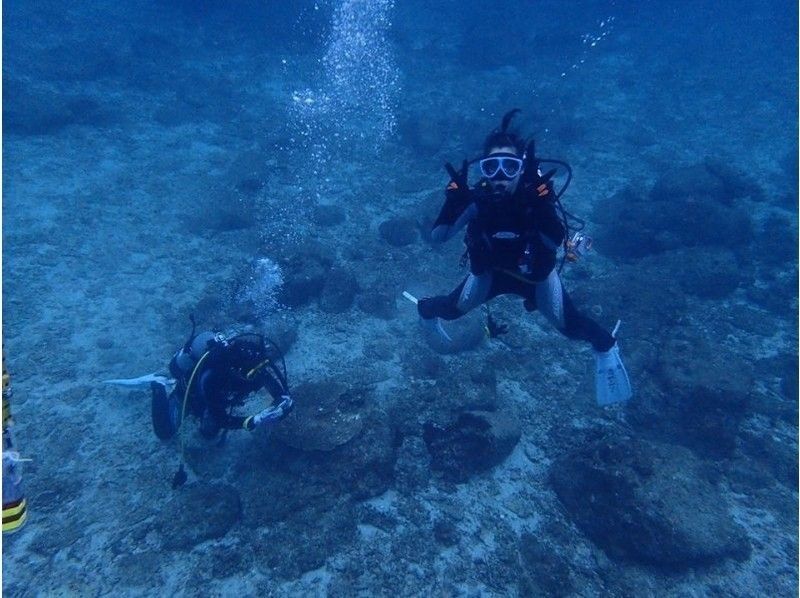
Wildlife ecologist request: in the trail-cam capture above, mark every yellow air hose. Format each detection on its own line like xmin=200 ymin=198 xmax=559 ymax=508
xmin=173 ymin=350 xmax=211 ymax=487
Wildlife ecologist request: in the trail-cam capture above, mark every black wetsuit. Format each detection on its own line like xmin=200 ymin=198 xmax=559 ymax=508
xmin=418 ymin=177 xmax=615 ymax=352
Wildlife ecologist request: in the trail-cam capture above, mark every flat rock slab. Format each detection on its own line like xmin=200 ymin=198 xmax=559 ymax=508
xmin=550 ymin=432 xmax=751 ymax=568
xmin=274 ymin=381 xmax=365 ymax=451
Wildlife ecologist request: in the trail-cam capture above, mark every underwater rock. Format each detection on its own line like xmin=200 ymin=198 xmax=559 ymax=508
xmin=423 ymin=410 xmax=521 ymax=482
xmin=738 ymin=420 xmax=798 ymax=488
xmin=357 ymin=290 xmax=398 ymax=320
xmin=379 ymin=216 xmax=419 ymax=247
xmin=401 ymin=346 xmax=446 ymax=380
xmin=594 ymin=171 xmax=754 ymax=262
xmin=703 ymin=158 xmax=765 ymax=203
xmin=676 ymin=247 xmax=745 ymax=299
xmin=746 ymin=273 xmax=797 ymax=315
xmin=675 ymin=387 xmax=748 ymax=458
xmin=160 ymin=483 xmax=241 ymax=551
xmin=651 ymin=163 xmax=730 ymax=205
xmin=235 ymin=176 xmax=264 ymax=196
xmin=332 ymin=408 xmax=396 ymax=499
xmin=319 ymin=267 xmax=358 ymax=313
xmin=266 ymin=319 xmax=298 ymax=356
xmin=192 ymin=294 xmax=225 ymax=326
xmin=397 ymin=115 xmax=446 ymax=160
xmin=30 ymin=521 xmax=85 ymax=557
xmin=313 ymin=204 xmax=346 ymax=227
xmin=189 ymin=184 xmax=257 ymax=233
xmin=278 ymin=253 xmax=329 ymax=307
xmin=4 ymin=78 xmax=114 ymax=135
xmin=591 ymin=188 xmax=658 ymax=260
xmin=778 ymin=355 xmax=799 ymax=405
xmin=237 ymin=459 xmax=343 ymax=528
xmin=752 ymin=213 xmax=797 ymax=269
xmin=656 ymin=334 xmax=754 ymax=401
xmin=550 ymin=432 xmax=751 ymax=567
xmin=394 ymin=354 xmax=499 ymax=440
xmin=267 ymin=381 xmax=395 ymax=499
xmin=274 ymin=381 xmax=364 ymax=451
xmin=648 ymin=333 xmax=753 ymax=458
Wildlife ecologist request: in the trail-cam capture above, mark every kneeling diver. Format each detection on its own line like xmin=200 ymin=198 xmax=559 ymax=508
xmin=151 ymin=321 xmax=293 ymax=441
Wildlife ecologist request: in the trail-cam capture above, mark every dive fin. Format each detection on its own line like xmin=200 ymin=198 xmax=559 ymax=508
xmin=594 ymin=344 xmax=632 ymax=406
xmin=420 ymin=316 xmax=453 ymax=344
xmin=104 ymin=373 xmax=174 ymax=388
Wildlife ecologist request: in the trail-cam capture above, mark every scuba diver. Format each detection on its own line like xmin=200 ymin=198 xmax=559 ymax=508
xmin=3 ymin=350 xmax=29 ymax=533
xmin=412 ymin=109 xmax=632 ymax=405
xmin=150 ymin=320 xmax=293 ymax=441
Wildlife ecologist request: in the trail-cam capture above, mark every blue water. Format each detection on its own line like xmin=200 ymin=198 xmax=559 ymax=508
xmin=2 ymin=1 xmax=797 ymax=595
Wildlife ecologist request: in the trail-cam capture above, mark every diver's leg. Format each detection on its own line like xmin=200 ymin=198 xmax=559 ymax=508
xmin=534 ymin=270 xmax=615 ymax=351
xmin=534 ymin=270 xmax=631 ymax=404
xmin=418 ymin=273 xmax=493 ymax=321
xmin=532 ymin=271 xmax=631 ymax=403
xmin=197 ymin=370 xmax=222 ymax=439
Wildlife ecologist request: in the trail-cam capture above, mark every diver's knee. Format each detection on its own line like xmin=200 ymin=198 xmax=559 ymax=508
xmin=457 ymin=274 xmax=491 ymax=312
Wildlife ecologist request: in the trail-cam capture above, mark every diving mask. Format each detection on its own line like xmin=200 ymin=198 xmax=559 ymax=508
xmin=479 ymin=155 xmax=523 ymax=179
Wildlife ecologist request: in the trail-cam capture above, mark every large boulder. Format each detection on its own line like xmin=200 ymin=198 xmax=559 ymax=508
xmin=271 ymin=380 xmax=396 ymax=499
xmin=278 ymin=252 xmax=330 ymax=307
xmin=378 ymin=216 xmax=418 ymax=247
xmin=752 ymin=213 xmax=797 ymax=270
xmin=550 ymin=432 xmax=751 ymax=567
xmin=423 ymin=410 xmax=521 ymax=482
xmin=628 ymin=329 xmax=755 ymax=459
xmin=675 ymin=247 xmax=747 ymax=299
xmin=319 ymin=267 xmax=358 ymax=313
xmin=593 ymin=162 xmax=756 ymax=262
xmin=357 ymin=290 xmax=398 ymax=320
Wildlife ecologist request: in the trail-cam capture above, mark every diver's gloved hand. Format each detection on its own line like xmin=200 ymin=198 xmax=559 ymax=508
xmin=432 ymin=160 xmax=472 ymax=229
xmin=444 ymin=159 xmax=471 ymax=202
xmin=522 ymin=139 xmax=539 ymax=178
xmin=244 ymin=395 xmax=293 ymax=431
xmin=594 ymin=343 xmax=632 ymax=406
xmin=444 ymin=160 xmax=469 ymax=197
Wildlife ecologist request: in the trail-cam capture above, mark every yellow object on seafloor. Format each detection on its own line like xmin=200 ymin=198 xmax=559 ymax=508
xmin=2 ymin=497 xmax=27 ymax=533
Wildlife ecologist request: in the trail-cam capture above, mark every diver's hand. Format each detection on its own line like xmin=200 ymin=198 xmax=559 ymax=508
xmin=434 ymin=160 xmax=472 ymax=229
xmin=522 ymin=139 xmax=539 ymax=179
xmin=444 ymin=160 xmax=470 ymax=201
xmin=244 ymin=395 xmax=293 ymax=431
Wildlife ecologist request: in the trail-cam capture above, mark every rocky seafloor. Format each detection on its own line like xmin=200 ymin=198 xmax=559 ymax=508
xmin=2 ymin=1 xmax=797 ymax=596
